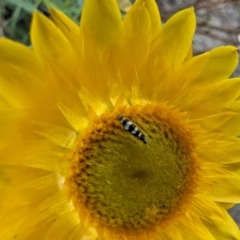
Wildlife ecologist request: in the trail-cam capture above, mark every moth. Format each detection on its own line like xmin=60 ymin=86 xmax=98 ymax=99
xmin=118 ymin=115 xmax=148 ymax=144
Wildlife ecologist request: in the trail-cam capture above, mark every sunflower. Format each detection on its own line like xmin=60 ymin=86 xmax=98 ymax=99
xmin=1 ymin=0 xmax=240 ymax=239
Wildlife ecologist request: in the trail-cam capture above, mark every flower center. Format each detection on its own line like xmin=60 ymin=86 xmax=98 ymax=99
xmin=68 ymin=104 xmax=198 ymax=233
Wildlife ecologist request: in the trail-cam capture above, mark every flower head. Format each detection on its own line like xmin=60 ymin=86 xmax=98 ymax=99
xmin=1 ymin=0 xmax=240 ymax=239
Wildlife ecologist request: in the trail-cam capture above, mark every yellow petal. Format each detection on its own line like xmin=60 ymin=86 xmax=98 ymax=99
xmin=154 ymin=8 xmax=196 ymax=70
xmin=175 ymin=79 xmax=240 ymax=114
xmin=114 ymin=0 xmax=161 ymax=102
xmin=220 ymin=112 xmax=240 ymax=135
xmin=22 ymin=222 xmax=57 ymax=240
xmin=31 ymin=12 xmax=78 ymax=78
xmin=184 ymin=46 xmax=193 ymax=61
xmin=0 ymin=140 xmax=65 ymax=171
xmin=202 ymin=205 xmax=240 ymax=240
xmin=0 ymin=39 xmax=45 ymax=108
xmin=57 ymin=102 xmax=88 ymax=133
xmin=153 ymin=50 xmax=209 ymax=102
xmin=43 ymin=64 xmax=87 ymax=120
xmin=225 ymin=100 xmax=240 ymax=111
xmin=198 ymin=139 xmax=240 ymax=164
xmin=31 ymin=121 xmax=77 ymax=148
xmin=204 ymin=170 xmax=240 ymax=203
xmin=0 ymin=165 xmax=47 ymax=201
xmin=190 ymin=112 xmax=237 ymax=132
xmin=114 ymin=0 xmax=161 ymax=101
xmin=179 ymin=215 xmax=215 ymax=240
xmin=193 ymin=198 xmax=227 ymax=221
xmin=155 ymin=46 xmax=238 ymax=103
xmin=0 ymin=38 xmax=38 ymax=68
xmin=49 ymin=8 xmax=80 ymax=50
xmin=220 ymin=202 xmax=235 ymax=209
xmin=45 ymin=212 xmax=82 ymax=240
xmin=117 ymin=2 xmax=152 ymax=98
xmin=2 ymin=174 xmax=59 ymax=208
xmin=225 ymin=162 xmax=240 ymax=176
xmin=1 ymin=179 xmax=72 ymax=240
xmin=192 ymin=46 xmax=238 ymax=85
xmin=0 ymin=110 xmax=24 ymax=149
xmin=127 ymin=0 xmax=161 ymax=34
xmin=81 ymin=0 xmax=122 ymax=45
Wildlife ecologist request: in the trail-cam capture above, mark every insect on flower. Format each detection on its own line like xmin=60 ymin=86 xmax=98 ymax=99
xmin=118 ymin=115 xmax=148 ymax=144
xmin=37 ymin=4 xmax=52 ymax=19
xmin=37 ymin=4 xmax=71 ymax=32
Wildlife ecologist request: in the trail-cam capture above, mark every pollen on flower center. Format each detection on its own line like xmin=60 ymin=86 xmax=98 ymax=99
xmin=67 ymin=104 xmax=198 ymax=234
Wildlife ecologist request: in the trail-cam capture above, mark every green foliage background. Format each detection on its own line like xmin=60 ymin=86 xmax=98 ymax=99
xmin=1 ymin=0 xmax=85 ymax=45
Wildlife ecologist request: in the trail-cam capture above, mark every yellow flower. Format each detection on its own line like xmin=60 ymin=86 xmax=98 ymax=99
xmin=0 ymin=0 xmax=240 ymax=239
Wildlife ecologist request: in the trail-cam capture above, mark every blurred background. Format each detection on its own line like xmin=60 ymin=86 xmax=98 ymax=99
xmin=0 ymin=0 xmax=240 ymax=227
